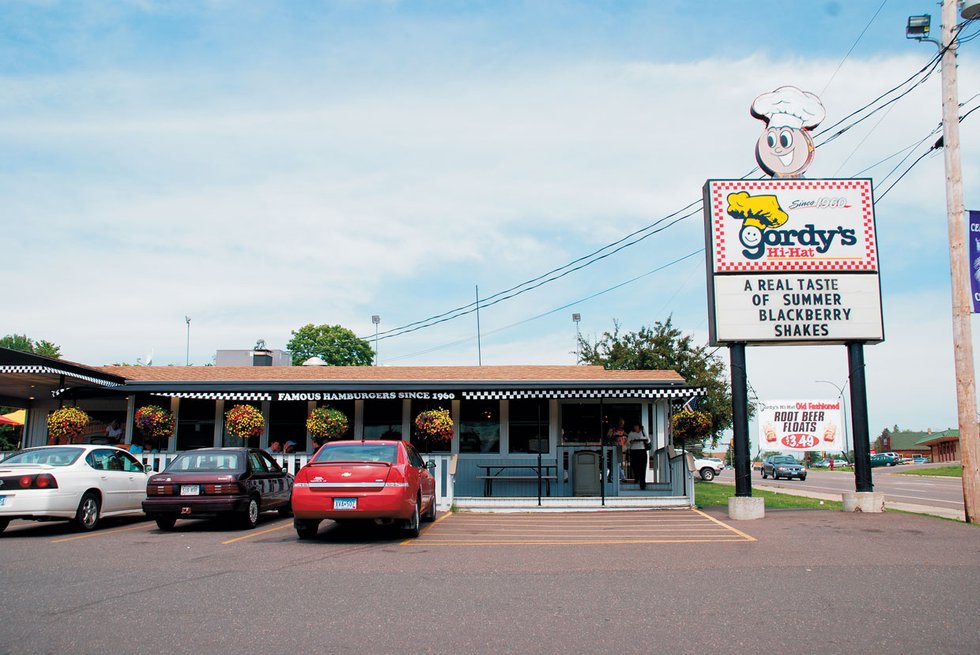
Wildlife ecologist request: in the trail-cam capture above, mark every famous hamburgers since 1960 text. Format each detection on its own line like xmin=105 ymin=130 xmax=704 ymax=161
xmin=712 ymin=273 xmax=883 ymax=343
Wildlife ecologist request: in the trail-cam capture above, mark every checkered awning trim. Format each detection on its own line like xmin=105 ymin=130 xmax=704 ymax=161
xmin=152 ymin=392 xmax=273 ymax=401
xmin=462 ymin=388 xmax=701 ymax=400
xmin=0 ymin=365 xmax=122 ymax=388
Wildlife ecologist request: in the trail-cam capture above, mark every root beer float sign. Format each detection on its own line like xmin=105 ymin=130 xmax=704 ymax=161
xmin=759 ymin=399 xmax=843 ymax=452
xmin=703 ymin=87 xmax=884 ymax=345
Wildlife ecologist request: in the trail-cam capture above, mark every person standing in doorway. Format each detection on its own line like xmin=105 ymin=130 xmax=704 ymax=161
xmin=627 ymin=424 xmax=651 ymax=490
xmin=604 ymin=418 xmax=627 ymax=482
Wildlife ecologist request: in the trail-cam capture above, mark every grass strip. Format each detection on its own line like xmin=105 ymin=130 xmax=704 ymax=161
xmin=694 ymin=480 xmax=844 ymax=510
xmin=893 ymin=466 xmax=961 ymax=477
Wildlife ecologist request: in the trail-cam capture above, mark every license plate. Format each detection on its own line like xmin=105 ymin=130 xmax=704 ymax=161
xmin=333 ymin=497 xmax=357 ymax=511
xmin=180 ymin=485 xmax=200 ymax=496
xmin=0 ymin=496 xmax=6 ymax=507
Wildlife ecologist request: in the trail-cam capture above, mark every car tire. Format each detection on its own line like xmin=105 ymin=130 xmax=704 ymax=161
xmin=422 ymin=496 xmax=437 ymax=522
xmin=239 ymin=496 xmax=260 ymax=530
xmin=761 ymin=470 xmax=767 ymax=479
xmin=294 ymin=518 xmax=319 ymax=539
xmin=74 ymin=492 xmax=101 ymax=532
xmin=402 ymin=498 xmax=421 ymax=538
xmin=800 ymin=475 xmax=807 ymax=481
xmin=155 ymin=514 xmax=178 ymax=531
xmin=699 ymin=468 xmax=715 ymax=481
xmin=0 ymin=518 xmax=9 ymax=534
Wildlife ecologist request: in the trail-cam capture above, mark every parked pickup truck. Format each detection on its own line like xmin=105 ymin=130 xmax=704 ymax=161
xmin=694 ymin=456 xmax=725 ymax=481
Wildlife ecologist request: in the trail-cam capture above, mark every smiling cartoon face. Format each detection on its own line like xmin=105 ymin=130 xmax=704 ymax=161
xmin=739 ymin=224 xmax=763 ymax=250
xmin=755 ymin=126 xmax=814 ymax=178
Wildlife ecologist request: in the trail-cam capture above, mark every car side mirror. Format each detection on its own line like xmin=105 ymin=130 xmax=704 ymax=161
xmin=426 ymin=460 xmax=437 ymax=470
xmin=143 ymin=464 xmax=154 ymax=473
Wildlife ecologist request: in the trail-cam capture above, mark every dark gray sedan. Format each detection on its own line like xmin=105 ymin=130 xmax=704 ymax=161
xmin=761 ymin=455 xmax=807 ymax=481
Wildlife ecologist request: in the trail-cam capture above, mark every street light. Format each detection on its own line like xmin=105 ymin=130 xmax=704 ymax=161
xmin=908 ymin=0 xmax=980 ymax=523
xmin=816 ymin=379 xmax=850 ymax=459
xmin=184 ymin=316 xmax=191 ymax=366
xmin=371 ymin=315 xmax=380 ymax=366
xmin=572 ymin=313 xmax=581 ymax=364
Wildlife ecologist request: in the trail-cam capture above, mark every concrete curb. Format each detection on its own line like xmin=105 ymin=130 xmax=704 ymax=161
xmin=753 ymin=483 xmax=964 ymax=521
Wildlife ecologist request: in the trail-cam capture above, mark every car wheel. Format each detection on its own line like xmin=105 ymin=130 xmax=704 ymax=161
xmin=294 ymin=518 xmax=319 ymax=539
xmin=800 ymin=475 xmax=807 ymax=481
xmin=239 ymin=496 xmax=260 ymax=529
xmin=402 ymin=498 xmax=421 ymax=538
xmin=422 ymin=496 xmax=437 ymax=522
xmin=0 ymin=518 xmax=9 ymax=534
xmin=699 ymin=468 xmax=715 ymax=482
xmin=761 ymin=470 xmax=767 ymax=479
xmin=74 ymin=492 xmax=101 ymax=531
xmin=155 ymin=514 xmax=178 ymax=531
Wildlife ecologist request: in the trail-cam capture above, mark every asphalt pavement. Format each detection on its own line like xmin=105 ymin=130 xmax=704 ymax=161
xmin=1 ymin=506 xmax=978 ymax=655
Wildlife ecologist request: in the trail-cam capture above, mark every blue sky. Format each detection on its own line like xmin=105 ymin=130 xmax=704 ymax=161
xmin=2 ymin=1 xmax=979 ymax=445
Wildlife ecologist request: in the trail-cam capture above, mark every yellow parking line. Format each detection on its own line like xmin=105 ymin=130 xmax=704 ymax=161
xmin=692 ymin=508 xmax=757 ymax=542
xmin=51 ymin=523 xmax=149 ymax=544
xmin=399 ymin=511 xmax=452 ymax=545
xmin=222 ymin=521 xmax=293 ymax=545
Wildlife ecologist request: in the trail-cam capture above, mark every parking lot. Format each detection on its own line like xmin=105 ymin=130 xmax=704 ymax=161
xmin=2 ymin=509 xmax=979 ymax=654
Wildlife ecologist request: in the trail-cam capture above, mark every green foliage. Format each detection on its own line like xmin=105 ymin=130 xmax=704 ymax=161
xmin=287 ymin=324 xmax=374 ymax=366
xmin=671 ymin=409 xmax=713 ymax=443
xmin=579 ymin=317 xmax=735 ymax=447
xmin=694 ymin=481 xmax=843 ymax=510
xmin=0 ymin=334 xmax=61 ymax=358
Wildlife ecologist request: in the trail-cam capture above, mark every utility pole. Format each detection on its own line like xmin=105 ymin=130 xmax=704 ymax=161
xmin=939 ymin=0 xmax=979 ymax=523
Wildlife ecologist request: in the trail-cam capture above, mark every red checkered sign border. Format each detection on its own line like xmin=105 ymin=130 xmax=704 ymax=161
xmin=706 ymin=178 xmax=877 ymax=273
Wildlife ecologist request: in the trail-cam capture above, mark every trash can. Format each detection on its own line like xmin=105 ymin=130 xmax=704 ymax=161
xmin=572 ymin=450 xmax=601 ymax=496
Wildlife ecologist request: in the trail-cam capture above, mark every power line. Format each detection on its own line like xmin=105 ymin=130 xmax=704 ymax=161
xmin=820 ymin=0 xmax=889 ymax=96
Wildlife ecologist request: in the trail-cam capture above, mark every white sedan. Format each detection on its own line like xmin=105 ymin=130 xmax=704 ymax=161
xmin=0 ymin=445 xmax=151 ymax=533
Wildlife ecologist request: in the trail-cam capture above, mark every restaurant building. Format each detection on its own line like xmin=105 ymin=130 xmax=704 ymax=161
xmin=0 ymin=347 xmax=703 ymax=508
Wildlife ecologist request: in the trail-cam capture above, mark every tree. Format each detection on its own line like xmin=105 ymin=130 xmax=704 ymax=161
xmin=0 ymin=334 xmax=61 ymax=358
xmin=579 ymin=317 xmax=735 ymax=447
xmin=286 ymin=324 xmax=374 ymax=366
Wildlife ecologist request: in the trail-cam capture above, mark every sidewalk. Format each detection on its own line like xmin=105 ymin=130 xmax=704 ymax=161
xmin=749 ymin=481 xmax=966 ymax=521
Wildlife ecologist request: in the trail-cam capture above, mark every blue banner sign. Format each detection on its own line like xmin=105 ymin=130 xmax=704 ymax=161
xmin=971 ymin=211 xmax=980 ymax=314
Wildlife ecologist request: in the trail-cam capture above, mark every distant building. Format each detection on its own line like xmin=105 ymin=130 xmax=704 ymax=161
xmin=915 ymin=428 xmax=960 ymax=463
xmin=215 ymin=340 xmax=291 ymax=367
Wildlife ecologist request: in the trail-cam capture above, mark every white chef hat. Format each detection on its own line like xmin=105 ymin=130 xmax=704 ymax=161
xmin=751 ymin=86 xmax=826 ymax=130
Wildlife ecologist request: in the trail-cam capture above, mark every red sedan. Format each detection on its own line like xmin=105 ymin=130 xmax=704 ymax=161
xmin=292 ymin=440 xmax=437 ymax=539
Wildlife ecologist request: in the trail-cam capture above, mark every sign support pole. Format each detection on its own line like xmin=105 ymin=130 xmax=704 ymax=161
xmin=730 ymin=342 xmax=752 ymax=497
xmin=847 ymin=342 xmax=874 ymax=492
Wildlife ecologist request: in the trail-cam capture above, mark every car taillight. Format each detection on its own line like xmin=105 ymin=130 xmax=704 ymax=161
xmin=148 ymin=485 xmax=173 ymax=495
xmin=205 ymin=483 xmax=241 ymax=495
xmin=35 ymin=474 xmax=57 ymax=489
xmin=16 ymin=474 xmax=58 ymax=489
xmin=385 ymin=466 xmax=406 ymax=486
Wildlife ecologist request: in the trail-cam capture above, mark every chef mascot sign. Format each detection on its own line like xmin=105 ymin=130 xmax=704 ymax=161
xmin=703 ymin=85 xmax=883 ymax=503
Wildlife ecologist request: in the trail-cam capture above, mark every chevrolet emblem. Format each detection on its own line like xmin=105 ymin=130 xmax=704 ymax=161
xmin=341 ymin=472 xmax=352 ymax=478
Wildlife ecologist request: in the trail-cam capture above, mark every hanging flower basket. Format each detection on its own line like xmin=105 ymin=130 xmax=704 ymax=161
xmin=671 ymin=409 xmax=713 ymax=443
xmin=134 ymin=405 xmax=175 ymax=442
xmin=47 ymin=407 xmax=91 ymax=444
xmin=225 ymin=404 xmax=264 ymax=441
xmin=307 ymin=407 xmax=349 ymax=443
xmin=414 ymin=408 xmax=454 ymax=442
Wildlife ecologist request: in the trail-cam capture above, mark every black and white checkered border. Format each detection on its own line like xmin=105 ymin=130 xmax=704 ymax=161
xmin=152 ymin=392 xmax=273 ymax=401
xmin=0 ymin=365 xmax=122 ymax=388
xmin=462 ymin=388 xmax=703 ymax=400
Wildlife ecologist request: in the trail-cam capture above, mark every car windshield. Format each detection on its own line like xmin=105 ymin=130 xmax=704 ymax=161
xmin=2 ymin=447 xmax=84 ymax=466
xmin=312 ymin=444 xmax=398 ymax=464
xmin=167 ymin=451 xmax=243 ymax=472
xmin=772 ymin=456 xmax=798 ymax=464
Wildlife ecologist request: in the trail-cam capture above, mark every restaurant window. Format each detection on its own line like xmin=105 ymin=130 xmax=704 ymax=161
xmin=176 ymin=398 xmax=216 ymax=451
xmin=458 ymin=400 xmax=500 ymax=454
xmin=409 ymin=399 xmax=451 ymax=454
xmin=362 ymin=399 xmax=404 ymax=440
xmin=222 ymin=401 xmax=262 ymax=448
xmin=269 ymin=401 xmax=309 ymax=451
xmin=509 ymin=399 xmax=550 ymax=454
xmin=560 ymin=402 xmax=603 ymax=444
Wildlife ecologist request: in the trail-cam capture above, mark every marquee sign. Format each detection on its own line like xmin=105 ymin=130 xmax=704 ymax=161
xmin=703 ymin=178 xmax=883 ymax=345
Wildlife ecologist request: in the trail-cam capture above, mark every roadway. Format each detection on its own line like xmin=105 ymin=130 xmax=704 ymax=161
xmin=714 ymin=464 xmax=966 ymax=519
